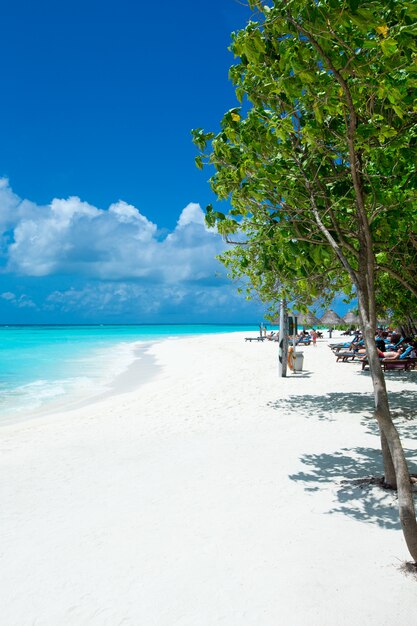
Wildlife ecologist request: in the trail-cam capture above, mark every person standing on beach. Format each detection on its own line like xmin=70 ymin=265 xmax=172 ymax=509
xmin=311 ymin=329 xmax=318 ymax=346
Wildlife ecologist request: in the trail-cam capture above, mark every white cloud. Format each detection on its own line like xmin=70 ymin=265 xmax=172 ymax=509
xmin=0 ymin=291 xmax=36 ymax=309
xmin=43 ymin=280 xmax=256 ymax=321
xmin=16 ymin=295 xmax=36 ymax=309
xmin=1 ymin=292 xmax=15 ymax=301
xmin=176 ymin=202 xmax=206 ymax=228
xmin=0 ymin=179 xmax=226 ymax=283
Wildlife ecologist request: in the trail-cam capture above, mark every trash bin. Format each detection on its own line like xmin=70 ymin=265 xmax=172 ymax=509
xmin=293 ymin=351 xmax=304 ymax=372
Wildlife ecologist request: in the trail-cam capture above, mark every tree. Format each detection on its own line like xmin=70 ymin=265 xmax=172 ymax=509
xmin=375 ymin=273 xmax=417 ymax=334
xmin=193 ymin=0 xmax=417 ymax=561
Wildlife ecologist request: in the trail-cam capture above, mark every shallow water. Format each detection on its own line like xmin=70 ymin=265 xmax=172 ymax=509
xmin=0 ymin=324 xmax=255 ymax=420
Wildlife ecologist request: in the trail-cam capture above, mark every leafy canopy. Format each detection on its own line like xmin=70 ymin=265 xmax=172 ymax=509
xmin=193 ymin=0 xmax=417 ymax=313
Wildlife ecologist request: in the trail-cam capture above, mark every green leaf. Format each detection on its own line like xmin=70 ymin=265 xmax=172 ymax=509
xmin=392 ymin=105 xmax=404 ymax=119
xmin=380 ymin=38 xmax=398 ymax=57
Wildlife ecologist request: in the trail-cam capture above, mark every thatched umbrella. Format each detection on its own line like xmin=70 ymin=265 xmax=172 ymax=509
xmin=292 ymin=311 xmax=321 ymax=328
xmin=320 ymin=309 xmax=345 ymax=336
xmin=320 ymin=309 xmax=344 ymax=325
xmin=343 ymin=310 xmax=361 ymax=326
xmin=270 ymin=311 xmax=321 ymax=331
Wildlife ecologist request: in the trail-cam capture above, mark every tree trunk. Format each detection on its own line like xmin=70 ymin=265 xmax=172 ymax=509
xmin=360 ymin=311 xmax=396 ymax=487
xmin=278 ymin=299 xmax=288 ymax=377
xmin=361 ymin=315 xmax=417 ymax=562
xmin=380 ymin=430 xmax=396 ymax=488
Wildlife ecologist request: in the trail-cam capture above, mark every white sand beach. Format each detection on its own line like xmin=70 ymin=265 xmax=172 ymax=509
xmin=0 ymin=332 xmax=416 ymax=625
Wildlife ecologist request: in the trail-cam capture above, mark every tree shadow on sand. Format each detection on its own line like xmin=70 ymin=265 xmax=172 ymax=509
xmin=269 ymin=390 xmax=417 ymax=528
xmin=289 ymin=446 xmax=417 ymax=530
xmin=360 ymin=391 xmax=417 ymax=441
xmin=359 ymin=368 xmax=417 ymax=386
xmin=267 ymin=391 xmax=374 ymax=422
xmin=267 ymin=390 xmax=417 ymax=440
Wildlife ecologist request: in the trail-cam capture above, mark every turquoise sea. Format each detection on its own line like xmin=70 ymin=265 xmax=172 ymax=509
xmin=0 ymin=324 xmax=256 ymax=421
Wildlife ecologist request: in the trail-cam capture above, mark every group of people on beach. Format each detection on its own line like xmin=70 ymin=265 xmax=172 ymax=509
xmin=263 ymin=328 xmax=322 ymax=345
xmin=298 ymin=329 xmax=321 ymax=345
xmin=338 ymin=328 xmax=417 ymax=361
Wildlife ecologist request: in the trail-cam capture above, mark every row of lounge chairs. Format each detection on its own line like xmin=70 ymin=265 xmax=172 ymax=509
xmin=330 ymin=333 xmax=417 ymax=372
xmin=245 ymin=332 xmax=314 ymax=345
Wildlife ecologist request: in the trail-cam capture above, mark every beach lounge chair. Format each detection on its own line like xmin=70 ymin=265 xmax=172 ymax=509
xmin=361 ymin=352 xmax=417 ymax=372
xmin=330 ymin=343 xmax=351 ymax=352
xmin=382 ymin=358 xmax=414 ymax=371
xmin=244 ymin=336 xmax=266 ymax=342
xmin=335 ymin=351 xmax=363 ymax=362
xmin=381 ymin=346 xmax=416 ymax=370
xmin=296 ymin=336 xmax=311 ymax=346
xmin=330 ymin=337 xmax=363 ymax=352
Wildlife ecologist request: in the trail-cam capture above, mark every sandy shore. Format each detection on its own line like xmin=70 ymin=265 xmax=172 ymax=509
xmin=0 ymin=332 xmax=416 ymax=625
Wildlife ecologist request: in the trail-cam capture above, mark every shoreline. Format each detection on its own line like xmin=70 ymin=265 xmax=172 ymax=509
xmin=0 ymin=339 xmax=160 ymax=427
xmin=0 ymin=327 xmax=257 ymax=427
xmin=39 ymin=340 xmax=163 ymax=420
xmin=1 ymin=331 xmax=416 ymax=624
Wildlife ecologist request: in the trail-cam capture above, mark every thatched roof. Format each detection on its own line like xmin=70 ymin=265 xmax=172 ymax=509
xmin=292 ymin=311 xmax=321 ymax=327
xmin=319 ymin=309 xmax=345 ymax=325
xmin=343 ymin=310 xmax=360 ymax=325
xmin=270 ymin=311 xmax=321 ymax=327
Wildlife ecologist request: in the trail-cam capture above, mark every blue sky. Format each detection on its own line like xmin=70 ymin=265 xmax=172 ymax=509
xmin=0 ymin=0 xmax=348 ymax=324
